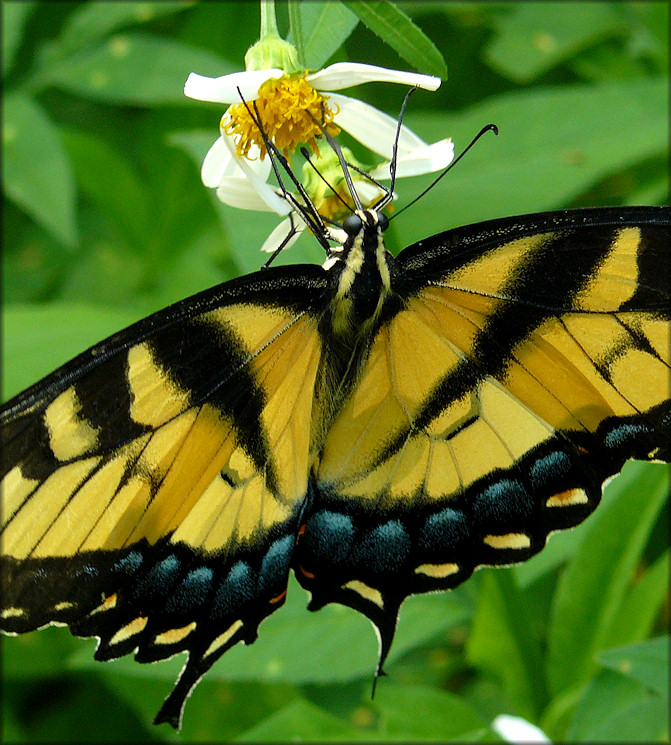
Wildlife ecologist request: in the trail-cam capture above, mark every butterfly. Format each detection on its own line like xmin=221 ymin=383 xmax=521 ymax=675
xmin=1 ymin=126 xmax=669 ymax=728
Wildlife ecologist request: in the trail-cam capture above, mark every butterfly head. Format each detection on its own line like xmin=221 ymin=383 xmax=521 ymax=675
xmin=324 ymin=209 xmax=390 ymax=270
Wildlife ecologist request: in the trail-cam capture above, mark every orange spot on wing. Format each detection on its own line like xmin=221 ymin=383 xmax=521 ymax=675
xmin=269 ymin=590 xmax=287 ymax=604
xmin=297 ymin=564 xmax=315 ymax=579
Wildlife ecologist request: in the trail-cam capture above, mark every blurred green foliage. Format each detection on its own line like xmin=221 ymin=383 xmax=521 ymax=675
xmin=1 ymin=1 xmax=669 ymax=742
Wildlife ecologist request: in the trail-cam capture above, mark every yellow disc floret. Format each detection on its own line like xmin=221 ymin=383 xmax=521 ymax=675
xmin=223 ymin=75 xmax=340 ymax=160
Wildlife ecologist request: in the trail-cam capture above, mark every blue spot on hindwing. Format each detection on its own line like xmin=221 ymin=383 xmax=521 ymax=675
xmin=529 ymin=451 xmax=572 ymax=490
xmin=604 ymin=422 xmax=648 ymax=451
xmin=302 ymin=510 xmax=355 ymax=563
xmin=258 ymin=535 xmax=293 ymax=591
xmin=112 ymin=550 xmax=143 ymax=576
xmin=210 ymin=561 xmax=253 ymax=620
xmin=164 ymin=567 xmax=213 ymax=615
xmin=350 ymin=520 xmax=410 ymax=573
xmin=473 ymin=480 xmax=533 ymax=523
xmin=419 ymin=508 xmax=469 ymax=552
xmin=132 ymin=555 xmax=181 ymax=602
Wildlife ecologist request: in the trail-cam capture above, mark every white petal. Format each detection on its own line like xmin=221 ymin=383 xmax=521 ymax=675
xmin=184 ymin=69 xmax=284 ymax=104
xmin=204 ymin=135 xmax=273 ymax=186
xmin=307 ymin=62 xmax=441 ymax=91
xmin=211 ymin=134 xmax=287 ymax=212
xmin=216 ymin=177 xmax=277 ymax=211
xmin=234 ymin=154 xmax=293 ymax=215
xmin=355 ymin=179 xmax=388 ymax=206
xmin=261 ymin=218 xmax=305 ymax=253
xmin=370 ymin=138 xmax=454 ymax=179
xmin=201 ymin=137 xmax=233 ymax=187
xmin=492 ymin=715 xmax=552 ymax=743
xmin=223 ymin=139 xmax=272 ymax=179
xmin=327 ymin=93 xmax=427 ymax=159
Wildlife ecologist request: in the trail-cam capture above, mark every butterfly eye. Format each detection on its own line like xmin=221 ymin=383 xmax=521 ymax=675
xmin=343 ymin=214 xmax=363 ymax=236
xmin=377 ymin=212 xmax=389 ymax=232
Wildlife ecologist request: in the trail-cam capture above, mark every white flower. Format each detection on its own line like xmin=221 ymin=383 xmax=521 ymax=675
xmin=492 ymin=714 xmax=552 ymax=743
xmin=185 ymin=62 xmax=454 ymax=254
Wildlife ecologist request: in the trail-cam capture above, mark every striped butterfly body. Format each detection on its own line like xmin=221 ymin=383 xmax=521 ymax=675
xmin=1 ymin=204 xmax=670 ymax=728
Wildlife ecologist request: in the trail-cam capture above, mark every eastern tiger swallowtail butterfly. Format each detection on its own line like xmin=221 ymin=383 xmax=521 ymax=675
xmin=1 ymin=133 xmax=669 ymax=727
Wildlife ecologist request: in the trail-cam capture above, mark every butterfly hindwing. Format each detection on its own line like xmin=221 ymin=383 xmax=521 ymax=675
xmin=0 ymin=264 xmax=329 ymax=726
xmin=295 ymin=207 xmax=670 ymax=665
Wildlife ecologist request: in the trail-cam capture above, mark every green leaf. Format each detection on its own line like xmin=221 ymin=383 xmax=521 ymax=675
xmin=374 ymin=683 xmax=486 ymax=739
xmin=513 ymin=524 xmax=584 ymax=588
xmin=290 ymin=1 xmax=359 ymax=70
xmin=466 ymin=570 xmax=546 ymax=721
xmin=61 ymin=128 xmax=153 ymax=250
xmin=1 ymin=305 xmax=140 ymax=402
xmin=287 ymin=0 xmax=307 ymax=68
xmin=237 ymin=699 xmax=363 ymax=741
xmin=546 ymin=462 xmax=669 ymax=695
xmin=33 ymin=33 xmax=234 ymax=105
xmin=342 ymin=0 xmax=447 ymax=78
xmin=204 ymin=577 xmax=469 ymax=684
xmin=2 ymin=627 xmax=85 ymax=680
xmin=567 ymin=667 xmax=668 ymax=741
xmin=388 ymin=77 xmax=668 ymax=255
xmin=603 ymin=550 xmax=670 ymax=649
xmin=2 ymin=1 xmax=36 ymax=78
xmin=55 ymin=1 xmax=192 ymax=56
xmin=2 ymin=92 xmax=77 ymax=247
xmin=486 ymin=2 xmax=625 ymax=83
xmin=598 ymin=637 xmax=670 ymax=699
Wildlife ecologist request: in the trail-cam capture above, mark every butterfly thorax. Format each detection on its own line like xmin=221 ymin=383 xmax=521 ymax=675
xmin=311 ymin=210 xmax=394 ymax=447
xmin=327 ymin=210 xmax=392 ymax=341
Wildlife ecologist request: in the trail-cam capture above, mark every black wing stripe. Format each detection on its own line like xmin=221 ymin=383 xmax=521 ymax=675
xmin=620 ymin=226 xmax=671 ymax=310
xmin=73 ymin=353 xmax=149 ymax=453
xmin=147 ymin=316 xmax=273 ymax=488
xmin=415 ymin=228 xmax=615 ymax=429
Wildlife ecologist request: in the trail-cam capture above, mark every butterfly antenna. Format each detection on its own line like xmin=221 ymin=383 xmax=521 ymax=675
xmin=313 ymin=119 xmax=364 ymax=212
xmin=374 ymin=85 xmax=418 ymax=211
xmin=261 ymin=213 xmax=299 ymax=268
xmin=391 ymin=123 xmax=498 ymax=220
xmin=299 ymin=146 xmax=355 ymax=215
xmin=251 ymin=100 xmax=331 ymax=246
xmin=344 ymin=160 xmax=390 ymax=199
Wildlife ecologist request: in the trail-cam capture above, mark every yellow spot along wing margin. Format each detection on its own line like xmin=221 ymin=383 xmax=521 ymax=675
xmin=0 ymin=264 xmax=328 ymax=727
xmin=296 ymin=208 xmax=670 ymax=669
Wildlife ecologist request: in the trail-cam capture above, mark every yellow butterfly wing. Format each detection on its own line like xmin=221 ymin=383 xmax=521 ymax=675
xmin=296 ymin=209 xmax=670 ymax=667
xmin=0 ymin=266 xmax=328 ymax=727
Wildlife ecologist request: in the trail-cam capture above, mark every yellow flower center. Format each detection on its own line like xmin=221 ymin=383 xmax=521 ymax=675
xmin=314 ymin=185 xmax=358 ymax=224
xmin=223 ymin=75 xmax=340 ymax=160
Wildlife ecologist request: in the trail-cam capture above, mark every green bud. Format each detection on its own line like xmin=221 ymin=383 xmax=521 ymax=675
xmin=245 ymin=36 xmax=301 ymax=74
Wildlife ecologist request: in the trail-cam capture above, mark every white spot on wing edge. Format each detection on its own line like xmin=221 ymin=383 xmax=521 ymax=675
xmin=546 ymin=488 xmax=589 ymax=507
xmin=1 ymin=607 xmax=25 ymax=619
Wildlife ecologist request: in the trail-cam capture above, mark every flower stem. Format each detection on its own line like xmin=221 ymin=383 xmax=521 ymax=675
xmin=287 ymin=0 xmax=306 ymax=68
xmin=260 ymin=0 xmax=280 ymax=39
